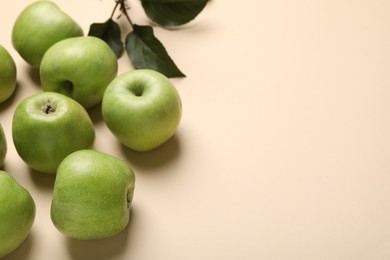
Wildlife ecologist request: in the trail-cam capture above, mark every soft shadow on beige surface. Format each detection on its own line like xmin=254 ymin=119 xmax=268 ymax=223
xmin=119 ymin=134 xmax=181 ymax=171
xmin=28 ymin=169 xmax=56 ymax=191
xmin=0 ymin=83 xmax=19 ymax=112
xmin=25 ymin=66 xmax=41 ymax=87
xmin=66 ymin=208 xmax=137 ymax=260
xmin=87 ymin=103 xmax=104 ymax=124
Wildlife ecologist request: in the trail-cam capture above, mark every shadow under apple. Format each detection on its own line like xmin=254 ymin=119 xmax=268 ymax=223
xmin=0 ymin=81 xmax=20 ymax=112
xmin=87 ymin=102 xmax=104 ymax=124
xmin=66 ymin=207 xmax=137 ymax=260
xmin=119 ymin=133 xmax=182 ymax=171
xmin=26 ymin=66 xmax=41 ymax=87
xmin=28 ymin=167 xmax=56 ymax=191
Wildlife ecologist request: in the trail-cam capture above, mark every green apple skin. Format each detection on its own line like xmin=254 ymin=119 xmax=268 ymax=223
xmin=51 ymin=149 xmax=135 ymax=240
xmin=12 ymin=1 xmax=83 ymax=68
xmin=0 ymin=124 xmax=7 ymax=168
xmin=40 ymin=36 xmax=118 ymax=109
xmin=12 ymin=92 xmax=95 ymax=174
xmin=0 ymin=171 xmax=35 ymax=258
xmin=0 ymin=45 xmax=17 ymax=103
xmin=102 ymin=69 xmax=182 ymax=151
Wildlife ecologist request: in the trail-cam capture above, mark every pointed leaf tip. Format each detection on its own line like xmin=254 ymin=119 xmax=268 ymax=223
xmin=125 ymin=24 xmax=185 ymax=78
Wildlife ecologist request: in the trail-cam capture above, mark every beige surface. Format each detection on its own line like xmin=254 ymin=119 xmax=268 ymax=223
xmin=2 ymin=0 xmax=390 ymax=259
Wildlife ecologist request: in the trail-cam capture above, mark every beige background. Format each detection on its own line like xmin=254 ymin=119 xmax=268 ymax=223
xmin=2 ymin=0 xmax=390 ymax=259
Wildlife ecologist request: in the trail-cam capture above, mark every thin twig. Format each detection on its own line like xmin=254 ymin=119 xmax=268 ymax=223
xmin=110 ymin=0 xmax=120 ymax=19
xmin=119 ymin=0 xmax=134 ymax=28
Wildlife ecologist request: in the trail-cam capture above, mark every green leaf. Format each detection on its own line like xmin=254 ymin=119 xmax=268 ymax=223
xmin=141 ymin=0 xmax=209 ymax=27
xmin=125 ymin=24 xmax=185 ymax=78
xmin=88 ymin=19 xmax=123 ymax=58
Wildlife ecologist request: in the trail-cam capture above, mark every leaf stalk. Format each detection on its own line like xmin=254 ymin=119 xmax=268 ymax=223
xmin=115 ymin=0 xmax=133 ymax=28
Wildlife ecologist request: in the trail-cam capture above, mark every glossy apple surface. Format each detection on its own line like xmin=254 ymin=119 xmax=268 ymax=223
xmin=12 ymin=0 xmax=83 ymax=68
xmin=51 ymin=149 xmax=135 ymax=240
xmin=0 ymin=124 xmax=6 ymax=168
xmin=40 ymin=36 xmax=118 ymax=109
xmin=0 ymin=45 xmax=17 ymax=103
xmin=12 ymin=92 xmax=95 ymax=174
xmin=102 ymin=69 xmax=182 ymax=151
xmin=0 ymin=171 xmax=35 ymax=258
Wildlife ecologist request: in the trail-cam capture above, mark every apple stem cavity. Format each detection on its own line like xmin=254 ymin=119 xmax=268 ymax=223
xmin=131 ymin=86 xmax=144 ymax=97
xmin=129 ymin=82 xmax=146 ymax=97
xmin=41 ymin=103 xmax=56 ymax=114
xmin=61 ymin=80 xmax=74 ymax=95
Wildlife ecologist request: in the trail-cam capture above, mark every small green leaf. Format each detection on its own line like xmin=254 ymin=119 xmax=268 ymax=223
xmin=141 ymin=0 xmax=209 ymax=27
xmin=125 ymin=24 xmax=185 ymax=78
xmin=88 ymin=19 xmax=123 ymax=58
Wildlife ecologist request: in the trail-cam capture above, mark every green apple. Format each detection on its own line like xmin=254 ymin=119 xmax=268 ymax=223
xmin=0 ymin=171 xmax=35 ymax=258
xmin=51 ymin=149 xmax=135 ymax=240
xmin=0 ymin=124 xmax=6 ymax=168
xmin=12 ymin=0 xmax=83 ymax=68
xmin=40 ymin=36 xmax=118 ymax=109
xmin=12 ymin=92 xmax=95 ymax=174
xmin=0 ymin=45 xmax=17 ymax=103
xmin=102 ymin=69 xmax=182 ymax=151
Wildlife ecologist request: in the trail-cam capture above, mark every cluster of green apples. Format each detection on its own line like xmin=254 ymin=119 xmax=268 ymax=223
xmin=0 ymin=0 xmax=182 ymax=257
